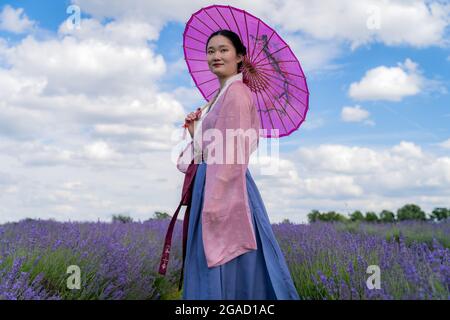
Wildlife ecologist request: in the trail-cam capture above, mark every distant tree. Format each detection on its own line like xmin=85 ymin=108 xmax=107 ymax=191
xmin=396 ymin=204 xmax=426 ymax=221
xmin=321 ymin=211 xmax=347 ymax=222
xmin=153 ymin=211 xmax=171 ymax=220
xmin=338 ymin=212 xmax=349 ymax=222
xmin=112 ymin=214 xmax=133 ymax=223
xmin=307 ymin=210 xmax=321 ymax=223
xmin=379 ymin=210 xmax=395 ymax=223
xmin=282 ymin=218 xmax=292 ymax=224
xmin=430 ymin=208 xmax=449 ymax=221
xmin=365 ymin=211 xmax=379 ymax=222
xmin=349 ymin=210 xmax=364 ymax=222
xmin=308 ymin=210 xmax=355 ymax=223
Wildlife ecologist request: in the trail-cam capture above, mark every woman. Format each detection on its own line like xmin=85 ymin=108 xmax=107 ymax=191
xmin=180 ymin=30 xmax=300 ymax=300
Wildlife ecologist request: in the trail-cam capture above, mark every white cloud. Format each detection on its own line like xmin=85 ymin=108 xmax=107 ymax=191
xmin=2 ymin=35 xmax=166 ymax=96
xmin=283 ymin=35 xmax=343 ymax=74
xmin=0 ymin=103 xmax=50 ymax=140
xmin=391 ymin=141 xmax=424 ymax=159
xmin=71 ymin=0 xmax=450 ymax=49
xmin=0 ymin=144 xmax=184 ymax=223
xmin=247 ymin=140 xmax=450 ymax=222
xmin=0 ymin=68 xmax=47 ymax=100
xmin=0 ymin=9 xmax=189 ymax=152
xmin=349 ymin=58 xmax=423 ymax=101
xmin=296 ymin=144 xmax=382 ymax=174
xmin=71 ymin=0 xmax=210 ymax=33
xmin=294 ymin=141 xmax=449 ymax=193
xmin=301 ymin=175 xmax=364 ymax=197
xmin=58 ymin=18 xmax=160 ymax=46
xmin=83 ymin=141 xmax=119 ymax=160
xmin=0 ymin=6 xmax=206 ymax=225
xmin=0 ymin=5 xmax=35 ymax=34
xmin=341 ymin=105 xmax=369 ymax=122
xmin=341 ymin=105 xmax=374 ymax=126
xmin=1 ymin=2 xmax=449 ymax=225
xmin=301 ymin=114 xmax=325 ymax=130
xmin=63 ymin=181 xmax=83 ymax=189
xmin=171 ymin=85 xmax=204 ymax=110
xmin=268 ymin=0 xmax=450 ymax=49
xmin=69 ymin=0 xmax=450 ymax=77
xmin=438 ymin=138 xmax=450 ymax=149
xmin=12 ymin=142 xmax=76 ymax=167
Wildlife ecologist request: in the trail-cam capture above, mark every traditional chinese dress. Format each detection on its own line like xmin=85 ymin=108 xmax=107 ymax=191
xmin=178 ymin=72 xmax=299 ymax=300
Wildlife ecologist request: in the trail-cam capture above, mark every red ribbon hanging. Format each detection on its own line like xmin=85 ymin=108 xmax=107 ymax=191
xmin=158 ymin=159 xmax=199 ymax=291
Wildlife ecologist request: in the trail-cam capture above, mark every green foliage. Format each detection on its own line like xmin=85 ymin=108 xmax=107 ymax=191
xmin=397 ymin=204 xmax=427 ymax=221
xmin=307 ymin=210 xmax=347 ymax=223
xmin=349 ymin=210 xmax=364 ymax=222
xmin=365 ymin=211 xmax=379 ymax=222
xmin=308 ymin=205 xmax=450 ymax=224
xmin=111 ymin=214 xmax=133 ymax=223
xmin=380 ymin=210 xmax=395 ymax=223
xmin=153 ymin=211 xmax=171 ymax=220
xmin=430 ymin=208 xmax=449 ymax=221
xmin=307 ymin=210 xmax=321 ymax=223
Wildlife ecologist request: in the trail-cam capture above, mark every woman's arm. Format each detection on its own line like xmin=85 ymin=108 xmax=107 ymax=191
xmin=203 ymin=82 xmax=259 ymax=220
xmin=201 ymin=82 xmax=259 ymax=267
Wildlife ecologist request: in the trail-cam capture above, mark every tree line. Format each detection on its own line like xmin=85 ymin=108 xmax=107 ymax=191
xmin=306 ymin=204 xmax=449 ymax=223
xmin=111 ymin=206 xmax=449 ymax=224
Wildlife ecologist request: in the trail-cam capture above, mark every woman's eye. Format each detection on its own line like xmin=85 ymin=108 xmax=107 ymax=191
xmin=207 ymin=49 xmax=227 ymax=54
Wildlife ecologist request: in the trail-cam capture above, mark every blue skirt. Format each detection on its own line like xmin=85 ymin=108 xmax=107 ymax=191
xmin=182 ymin=162 xmax=300 ymax=300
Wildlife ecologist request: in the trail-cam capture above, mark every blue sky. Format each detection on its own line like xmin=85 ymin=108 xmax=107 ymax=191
xmin=2 ymin=0 xmax=448 ymax=148
xmin=0 ymin=0 xmax=69 ymax=31
xmin=0 ymin=0 xmax=449 ymax=223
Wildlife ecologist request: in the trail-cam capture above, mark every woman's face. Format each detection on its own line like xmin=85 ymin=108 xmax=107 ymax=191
xmin=206 ymin=35 xmax=242 ymax=78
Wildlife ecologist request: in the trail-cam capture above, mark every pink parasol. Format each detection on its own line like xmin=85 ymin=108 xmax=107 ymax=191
xmin=183 ymin=4 xmax=309 ymax=138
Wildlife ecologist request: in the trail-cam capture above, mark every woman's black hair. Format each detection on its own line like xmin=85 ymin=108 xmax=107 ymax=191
xmin=206 ymin=29 xmax=247 ymax=72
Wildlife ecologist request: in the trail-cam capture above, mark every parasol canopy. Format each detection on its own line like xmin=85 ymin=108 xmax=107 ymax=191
xmin=183 ymin=4 xmax=309 ymax=138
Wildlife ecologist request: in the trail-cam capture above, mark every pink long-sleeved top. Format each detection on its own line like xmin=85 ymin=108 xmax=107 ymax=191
xmin=177 ymin=76 xmax=261 ymax=268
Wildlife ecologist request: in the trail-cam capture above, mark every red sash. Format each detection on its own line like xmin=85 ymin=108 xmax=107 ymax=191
xmin=158 ymin=159 xmax=199 ymax=291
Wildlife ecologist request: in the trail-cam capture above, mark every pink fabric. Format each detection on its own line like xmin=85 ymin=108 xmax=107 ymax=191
xmin=178 ymin=80 xmax=261 ymax=268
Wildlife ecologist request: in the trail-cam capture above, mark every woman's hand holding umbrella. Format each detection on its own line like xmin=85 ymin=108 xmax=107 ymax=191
xmin=182 ymin=97 xmax=215 ymax=138
xmin=183 ymin=107 xmax=202 ymax=138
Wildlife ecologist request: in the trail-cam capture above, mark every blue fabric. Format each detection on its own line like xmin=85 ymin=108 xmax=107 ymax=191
xmin=182 ymin=162 xmax=300 ymax=300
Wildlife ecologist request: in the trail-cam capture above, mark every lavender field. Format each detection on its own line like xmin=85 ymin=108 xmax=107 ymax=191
xmin=0 ymin=218 xmax=449 ymax=300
